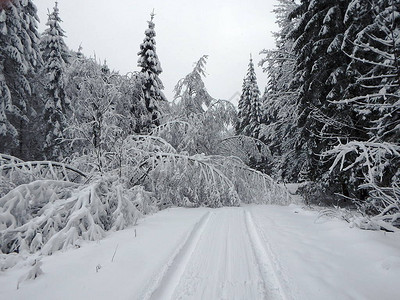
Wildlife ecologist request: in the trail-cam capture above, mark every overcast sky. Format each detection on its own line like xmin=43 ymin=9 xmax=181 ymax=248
xmin=35 ymin=0 xmax=279 ymax=104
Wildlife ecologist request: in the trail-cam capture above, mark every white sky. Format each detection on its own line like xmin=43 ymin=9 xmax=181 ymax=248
xmin=35 ymin=0 xmax=279 ymax=104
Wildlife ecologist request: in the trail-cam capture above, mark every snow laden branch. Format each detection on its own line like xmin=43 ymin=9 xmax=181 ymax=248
xmin=0 ymin=161 xmax=87 ymax=183
xmin=0 ymin=53 xmax=295 ymax=259
xmin=216 ymin=135 xmax=272 ymax=166
xmin=0 ymin=155 xmax=87 ymax=198
xmin=121 ymin=135 xmax=291 ymax=208
xmin=325 ymin=141 xmax=400 ymax=230
xmin=0 ymin=154 xmax=24 ymax=166
xmin=0 ymin=178 xmax=143 ymax=255
xmin=0 ymin=130 xmax=292 ymax=256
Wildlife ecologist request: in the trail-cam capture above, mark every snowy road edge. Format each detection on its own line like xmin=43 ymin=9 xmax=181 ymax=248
xmin=139 ymin=211 xmax=211 ymax=300
xmin=245 ymin=210 xmax=288 ymax=300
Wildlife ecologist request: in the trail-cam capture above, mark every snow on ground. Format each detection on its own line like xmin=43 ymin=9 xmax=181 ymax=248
xmin=0 ymin=208 xmax=209 ymax=300
xmin=248 ymin=205 xmax=400 ymax=300
xmin=1 ymin=205 xmax=399 ymax=300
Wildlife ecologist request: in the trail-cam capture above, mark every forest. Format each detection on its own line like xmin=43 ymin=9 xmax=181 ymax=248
xmin=0 ymin=0 xmax=399 ymax=265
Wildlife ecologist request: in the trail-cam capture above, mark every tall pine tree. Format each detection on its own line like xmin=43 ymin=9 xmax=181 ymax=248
xmin=327 ymin=0 xmax=400 ymax=204
xmin=236 ymin=56 xmax=261 ymax=138
xmin=259 ymin=0 xmax=301 ymax=180
xmin=0 ymin=0 xmax=41 ymax=156
xmin=342 ymin=0 xmax=400 ymax=144
xmin=137 ymin=11 xmax=166 ymax=128
xmin=288 ymin=0 xmax=354 ymax=181
xmin=40 ymin=1 xmax=70 ymax=160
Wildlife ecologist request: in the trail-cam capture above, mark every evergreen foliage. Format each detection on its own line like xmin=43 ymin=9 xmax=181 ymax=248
xmin=0 ymin=0 xmax=41 ymax=156
xmin=259 ymin=0 xmax=300 ymax=180
xmin=236 ymin=56 xmax=262 ymax=138
xmin=287 ymin=0 xmax=354 ymax=181
xmin=261 ymin=0 xmax=399 ymax=226
xmin=137 ymin=11 xmax=166 ymax=128
xmin=168 ymin=56 xmax=237 ymax=156
xmin=173 ymin=55 xmax=213 ymax=118
xmin=326 ymin=0 xmax=400 ymax=216
xmin=40 ymin=1 xmax=70 ymax=160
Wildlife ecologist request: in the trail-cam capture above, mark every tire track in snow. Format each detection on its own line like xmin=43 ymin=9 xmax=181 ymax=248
xmin=245 ymin=210 xmax=288 ymax=300
xmin=172 ymin=208 xmax=266 ymax=299
xmin=140 ymin=211 xmax=211 ymax=300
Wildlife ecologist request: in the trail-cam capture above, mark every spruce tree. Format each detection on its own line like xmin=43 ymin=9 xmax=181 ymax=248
xmin=342 ymin=0 xmax=400 ymax=144
xmin=40 ymin=1 xmax=70 ymax=160
xmin=137 ymin=11 xmax=166 ymax=127
xmin=236 ymin=77 xmax=250 ymax=134
xmin=259 ymin=0 xmax=300 ymax=180
xmin=328 ymin=0 xmax=400 ymax=202
xmin=288 ymin=0 xmax=353 ymax=181
xmin=236 ymin=56 xmax=261 ymax=138
xmin=0 ymin=0 xmax=41 ymax=156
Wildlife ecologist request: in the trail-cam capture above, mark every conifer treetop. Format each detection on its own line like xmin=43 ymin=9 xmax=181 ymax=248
xmin=137 ymin=10 xmax=166 ymax=127
xmin=137 ymin=10 xmax=163 ymax=76
xmin=41 ymin=1 xmax=69 ymax=65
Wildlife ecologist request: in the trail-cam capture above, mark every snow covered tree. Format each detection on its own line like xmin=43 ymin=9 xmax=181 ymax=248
xmin=341 ymin=0 xmax=399 ymax=144
xmin=173 ymin=55 xmax=213 ymax=118
xmin=236 ymin=56 xmax=261 ymax=138
xmin=259 ymin=0 xmax=301 ymax=180
xmin=0 ymin=0 xmax=41 ymax=157
xmin=325 ymin=0 xmax=400 ymax=223
xmin=40 ymin=1 xmax=70 ymax=160
xmin=65 ymin=55 xmax=122 ymax=174
xmin=163 ymin=56 xmax=236 ymax=155
xmin=157 ymin=56 xmax=268 ymax=167
xmin=236 ymin=78 xmax=250 ymax=134
xmin=286 ymin=0 xmax=357 ymax=182
xmin=116 ymin=71 xmax=149 ymax=134
xmin=137 ymin=11 xmax=166 ymax=128
xmin=233 ymin=56 xmax=270 ymax=172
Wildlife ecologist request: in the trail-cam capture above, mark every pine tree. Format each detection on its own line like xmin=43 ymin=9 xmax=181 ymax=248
xmin=259 ymin=0 xmax=300 ymax=180
xmin=342 ymin=0 xmax=400 ymax=144
xmin=247 ymin=59 xmax=262 ymax=138
xmin=101 ymin=59 xmax=110 ymax=81
xmin=137 ymin=11 xmax=166 ymax=127
xmin=287 ymin=0 xmax=354 ymax=181
xmin=0 ymin=0 xmax=41 ymax=156
xmin=236 ymin=77 xmax=250 ymax=134
xmin=326 ymin=0 xmax=400 ymax=207
xmin=236 ymin=56 xmax=261 ymax=138
xmin=40 ymin=1 xmax=70 ymax=160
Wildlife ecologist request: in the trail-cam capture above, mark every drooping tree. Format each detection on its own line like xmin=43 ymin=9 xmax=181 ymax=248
xmin=0 ymin=0 xmax=41 ymax=157
xmin=40 ymin=1 xmax=70 ymax=160
xmin=164 ymin=55 xmax=236 ymax=155
xmin=173 ymin=55 xmax=213 ymax=118
xmin=137 ymin=11 xmax=166 ymax=128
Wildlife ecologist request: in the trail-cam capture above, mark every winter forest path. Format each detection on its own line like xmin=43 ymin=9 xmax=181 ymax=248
xmin=1 ymin=206 xmax=399 ymax=300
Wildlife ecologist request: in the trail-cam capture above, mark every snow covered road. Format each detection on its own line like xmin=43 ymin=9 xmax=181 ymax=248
xmin=150 ymin=208 xmax=284 ymax=300
xmin=1 ymin=205 xmax=399 ymax=300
